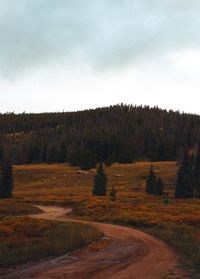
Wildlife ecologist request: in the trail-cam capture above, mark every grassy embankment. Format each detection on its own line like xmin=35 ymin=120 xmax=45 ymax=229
xmin=0 ymin=200 xmax=102 ymax=267
xmin=0 ymin=216 xmax=102 ymax=267
xmin=7 ymin=163 xmax=200 ymax=274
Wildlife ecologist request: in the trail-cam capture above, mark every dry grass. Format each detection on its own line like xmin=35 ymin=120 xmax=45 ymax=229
xmin=0 ymin=217 xmax=102 ymax=267
xmin=13 ymin=162 xmax=200 ymax=226
xmin=13 ymin=164 xmax=93 ymax=205
xmin=0 ymin=200 xmax=41 ymax=219
xmin=9 ymin=162 xmax=200 ymax=274
xmin=13 ymin=162 xmax=177 ymax=204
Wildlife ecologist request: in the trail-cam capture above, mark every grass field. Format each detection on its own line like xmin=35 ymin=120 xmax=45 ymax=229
xmin=0 ymin=217 xmax=102 ymax=267
xmin=2 ymin=162 xmax=200 ymax=274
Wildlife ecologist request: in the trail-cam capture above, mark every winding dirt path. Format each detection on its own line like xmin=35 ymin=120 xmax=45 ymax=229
xmin=0 ymin=206 xmax=190 ymax=279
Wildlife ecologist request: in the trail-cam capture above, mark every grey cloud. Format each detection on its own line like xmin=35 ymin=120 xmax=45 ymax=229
xmin=0 ymin=0 xmax=200 ymax=76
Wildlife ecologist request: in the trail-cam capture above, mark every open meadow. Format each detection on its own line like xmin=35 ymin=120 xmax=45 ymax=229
xmin=0 ymin=168 xmax=103 ymax=267
xmin=7 ymin=162 xmax=200 ymax=275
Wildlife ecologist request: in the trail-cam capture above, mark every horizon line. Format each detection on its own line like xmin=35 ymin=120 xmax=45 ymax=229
xmin=0 ymin=103 xmax=199 ymax=117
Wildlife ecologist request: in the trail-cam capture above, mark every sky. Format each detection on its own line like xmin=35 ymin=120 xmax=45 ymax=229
xmin=1 ymin=0 xmax=200 ymax=114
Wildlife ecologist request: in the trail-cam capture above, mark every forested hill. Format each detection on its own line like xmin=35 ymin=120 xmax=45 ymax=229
xmin=0 ymin=105 xmax=200 ymax=168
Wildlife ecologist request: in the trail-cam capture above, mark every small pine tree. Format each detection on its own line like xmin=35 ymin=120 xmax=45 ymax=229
xmin=175 ymin=149 xmax=194 ymax=198
xmin=146 ymin=165 xmax=157 ymax=195
xmin=109 ymin=186 xmax=117 ymax=201
xmin=155 ymin=177 xmax=164 ymax=196
xmin=162 ymin=191 xmax=169 ymax=204
xmin=92 ymin=163 xmax=107 ymax=196
xmin=0 ymin=158 xmax=13 ymax=199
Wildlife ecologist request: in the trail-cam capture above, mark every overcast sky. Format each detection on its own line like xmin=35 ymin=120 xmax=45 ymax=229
xmin=1 ymin=0 xmax=200 ymax=114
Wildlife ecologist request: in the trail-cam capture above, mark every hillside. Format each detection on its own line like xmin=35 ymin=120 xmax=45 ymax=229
xmin=0 ymin=105 xmax=200 ymax=167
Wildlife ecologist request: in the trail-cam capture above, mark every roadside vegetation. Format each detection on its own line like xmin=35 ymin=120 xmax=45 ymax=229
xmin=11 ymin=162 xmax=200 ymax=275
xmin=0 ymin=217 xmax=102 ymax=267
xmin=0 ymin=200 xmax=41 ymax=219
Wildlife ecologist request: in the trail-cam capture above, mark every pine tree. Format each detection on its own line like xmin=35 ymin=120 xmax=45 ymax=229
xmin=163 ymin=191 xmax=169 ymax=204
xmin=175 ymin=150 xmax=194 ymax=198
xmin=0 ymin=158 xmax=13 ymax=199
xmin=92 ymin=163 xmax=107 ymax=196
xmin=145 ymin=165 xmax=157 ymax=195
xmin=109 ymin=186 xmax=117 ymax=201
xmin=155 ymin=177 xmax=164 ymax=196
xmin=194 ymin=147 xmax=200 ymax=198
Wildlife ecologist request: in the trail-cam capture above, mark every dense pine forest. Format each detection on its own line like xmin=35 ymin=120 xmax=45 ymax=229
xmin=0 ymin=104 xmax=200 ymax=169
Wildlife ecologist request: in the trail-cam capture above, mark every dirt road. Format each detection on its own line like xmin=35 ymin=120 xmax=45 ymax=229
xmin=0 ymin=206 xmax=190 ymax=279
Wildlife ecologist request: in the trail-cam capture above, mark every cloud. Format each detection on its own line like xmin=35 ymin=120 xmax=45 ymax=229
xmin=0 ymin=0 xmax=200 ymax=77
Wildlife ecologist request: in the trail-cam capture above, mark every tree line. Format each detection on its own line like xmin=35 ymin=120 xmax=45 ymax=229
xmin=1 ymin=105 xmax=200 ymax=168
xmin=0 ymin=158 xmax=13 ymax=199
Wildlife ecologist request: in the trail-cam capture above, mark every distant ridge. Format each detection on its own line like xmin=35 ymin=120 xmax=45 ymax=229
xmin=0 ymin=104 xmax=199 ymax=167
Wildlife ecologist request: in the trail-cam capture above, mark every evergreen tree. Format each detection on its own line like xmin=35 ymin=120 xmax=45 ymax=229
xmin=162 ymin=191 xmax=169 ymax=204
xmin=155 ymin=177 xmax=164 ymax=196
xmin=145 ymin=165 xmax=157 ymax=195
xmin=109 ymin=186 xmax=117 ymax=201
xmin=92 ymin=163 xmax=107 ymax=196
xmin=2 ymin=105 xmax=200 ymax=165
xmin=175 ymin=150 xmax=194 ymax=198
xmin=0 ymin=158 xmax=13 ymax=199
xmin=194 ymin=147 xmax=200 ymax=198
